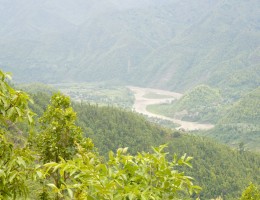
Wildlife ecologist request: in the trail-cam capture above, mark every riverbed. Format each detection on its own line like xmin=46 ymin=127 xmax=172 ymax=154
xmin=128 ymin=86 xmax=214 ymax=131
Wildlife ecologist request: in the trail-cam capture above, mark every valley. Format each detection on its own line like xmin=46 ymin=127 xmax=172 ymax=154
xmin=5 ymin=80 xmax=259 ymax=199
xmin=51 ymin=83 xmax=215 ymax=131
xmin=25 ymin=82 xmax=259 ymax=151
xmin=128 ymin=86 xmax=214 ymax=131
xmin=0 ymin=0 xmax=259 ymax=198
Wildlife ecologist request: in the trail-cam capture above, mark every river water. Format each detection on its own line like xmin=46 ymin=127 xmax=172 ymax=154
xmin=128 ymin=86 xmax=214 ymax=131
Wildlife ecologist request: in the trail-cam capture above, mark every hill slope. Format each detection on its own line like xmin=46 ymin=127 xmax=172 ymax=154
xmin=28 ymin=91 xmax=260 ymax=200
xmin=205 ymin=87 xmax=260 ymax=151
xmin=147 ymin=85 xmax=223 ymax=123
xmin=147 ymin=85 xmax=260 ymax=151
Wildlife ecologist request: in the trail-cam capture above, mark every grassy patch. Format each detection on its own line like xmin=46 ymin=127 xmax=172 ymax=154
xmin=143 ymin=92 xmax=173 ymax=99
xmin=146 ymin=103 xmax=174 ymax=117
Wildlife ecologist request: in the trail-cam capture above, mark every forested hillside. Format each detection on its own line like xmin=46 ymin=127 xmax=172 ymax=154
xmin=0 ymin=70 xmax=258 ymax=199
xmin=1 ymin=0 xmax=259 ymax=94
xmin=147 ymin=85 xmax=223 ymax=123
xmin=205 ymin=87 xmax=260 ymax=152
xmin=219 ymin=87 xmax=260 ymax=125
xmin=28 ymin=90 xmax=260 ymax=200
xmin=146 ymin=85 xmax=260 ymax=151
xmin=2 ymin=72 xmax=200 ymax=200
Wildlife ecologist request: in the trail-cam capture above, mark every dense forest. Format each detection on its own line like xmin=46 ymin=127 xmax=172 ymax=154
xmin=1 ymin=71 xmax=259 ymax=199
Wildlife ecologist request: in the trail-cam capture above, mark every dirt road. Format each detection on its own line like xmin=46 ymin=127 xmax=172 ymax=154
xmin=128 ymin=86 xmax=214 ymax=131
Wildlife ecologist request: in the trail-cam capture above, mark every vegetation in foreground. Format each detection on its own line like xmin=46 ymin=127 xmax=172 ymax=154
xmin=1 ymin=70 xmax=260 ymax=199
xmin=0 ymin=71 xmax=200 ymax=199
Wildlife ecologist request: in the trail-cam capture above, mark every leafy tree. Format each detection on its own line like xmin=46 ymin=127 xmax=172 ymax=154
xmin=36 ymin=93 xmax=89 ymax=163
xmin=0 ymin=70 xmax=34 ymax=199
xmin=42 ymin=145 xmax=201 ymax=199
xmin=240 ymin=183 xmax=260 ymax=200
xmin=239 ymin=142 xmax=245 ymax=153
xmin=33 ymin=93 xmax=93 ymax=199
xmin=0 ymin=70 xmax=34 ymax=124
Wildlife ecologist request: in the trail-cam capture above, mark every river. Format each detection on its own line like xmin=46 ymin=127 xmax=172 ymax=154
xmin=128 ymin=86 xmax=214 ymax=131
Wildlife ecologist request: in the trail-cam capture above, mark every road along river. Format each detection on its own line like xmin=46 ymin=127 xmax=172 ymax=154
xmin=128 ymin=86 xmax=214 ymax=131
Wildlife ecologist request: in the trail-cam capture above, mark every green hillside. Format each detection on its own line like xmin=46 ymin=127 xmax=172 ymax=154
xmin=167 ymin=136 xmax=260 ymax=200
xmin=27 ymin=91 xmax=260 ymax=200
xmin=147 ymin=86 xmax=260 ymax=151
xmin=204 ymin=87 xmax=260 ymax=151
xmin=74 ymin=104 xmax=166 ymax=156
xmin=220 ymin=87 xmax=260 ymax=124
xmin=147 ymin=85 xmax=223 ymax=123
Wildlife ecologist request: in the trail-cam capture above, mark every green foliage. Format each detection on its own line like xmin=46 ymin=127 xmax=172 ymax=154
xmin=29 ymin=92 xmax=53 ymax=117
xmin=0 ymin=75 xmax=198 ymax=199
xmin=0 ymin=70 xmax=34 ymax=124
xmin=31 ymin=93 xmax=95 ymax=199
xmin=35 ymin=93 xmax=86 ymax=163
xmin=240 ymin=183 xmax=260 ymax=200
xmin=0 ymin=136 xmax=34 ymax=200
xmin=173 ymin=85 xmax=222 ymax=112
xmin=42 ymin=145 xmax=200 ymax=199
xmin=0 ymin=70 xmax=35 ymax=199
xmin=31 ymin=93 xmax=199 ymax=199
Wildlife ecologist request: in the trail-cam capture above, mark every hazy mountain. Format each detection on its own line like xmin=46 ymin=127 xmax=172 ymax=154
xmin=1 ymin=0 xmax=259 ymax=93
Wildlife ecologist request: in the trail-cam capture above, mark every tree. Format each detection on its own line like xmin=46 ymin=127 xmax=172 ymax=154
xmin=0 ymin=70 xmax=34 ymax=199
xmin=240 ymin=183 xmax=260 ymax=200
xmin=36 ymin=93 xmax=89 ymax=163
xmin=42 ymin=145 xmax=201 ymax=199
xmin=239 ymin=142 xmax=245 ymax=153
xmin=33 ymin=93 xmax=93 ymax=199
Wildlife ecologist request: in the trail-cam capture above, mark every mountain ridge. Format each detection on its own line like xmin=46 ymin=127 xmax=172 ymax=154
xmin=2 ymin=0 xmax=259 ymax=94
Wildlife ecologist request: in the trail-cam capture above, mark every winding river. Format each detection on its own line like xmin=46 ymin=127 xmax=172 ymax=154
xmin=128 ymin=86 xmax=214 ymax=131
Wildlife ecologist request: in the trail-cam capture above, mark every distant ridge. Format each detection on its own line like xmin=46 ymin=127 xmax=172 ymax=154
xmin=1 ymin=0 xmax=259 ymax=94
